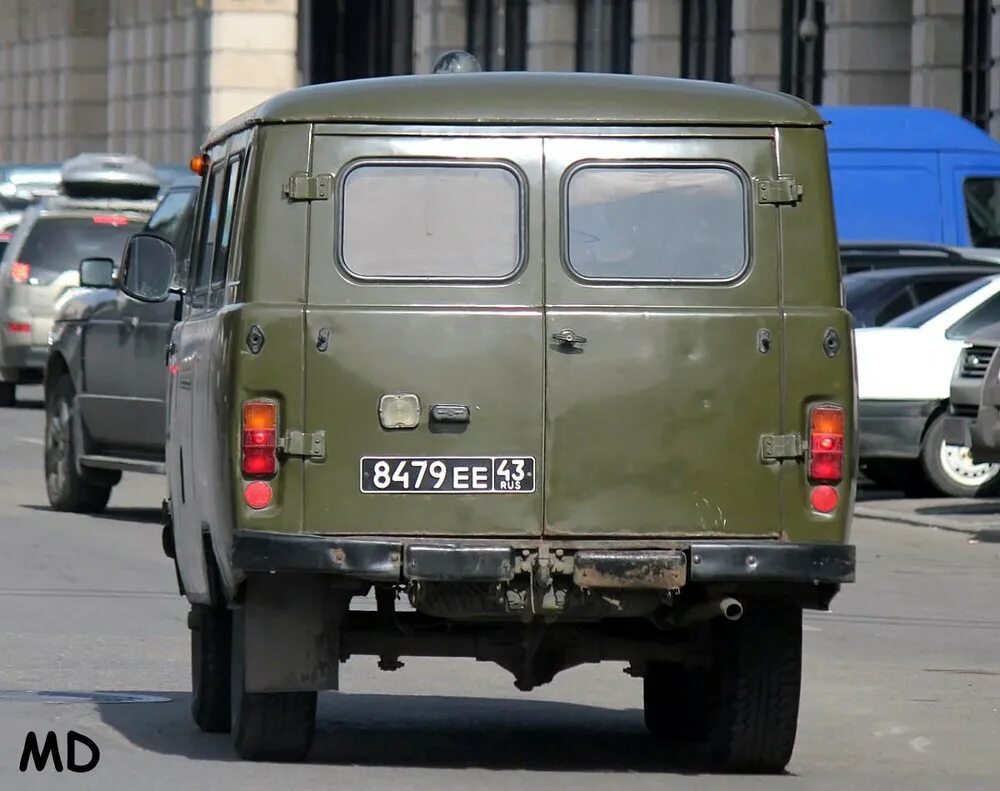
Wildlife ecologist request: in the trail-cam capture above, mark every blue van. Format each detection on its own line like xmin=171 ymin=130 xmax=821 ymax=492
xmin=821 ymin=106 xmax=1000 ymax=247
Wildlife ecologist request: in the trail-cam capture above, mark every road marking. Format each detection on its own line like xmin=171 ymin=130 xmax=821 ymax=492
xmin=15 ymin=436 xmax=43 ymax=446
xmin=910 ymin=737 xmax=932 ymax=753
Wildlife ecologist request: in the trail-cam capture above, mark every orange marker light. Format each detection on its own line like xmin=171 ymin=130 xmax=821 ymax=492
xmin=189 ymin=153 xmax=210 ymax=176
xmin=244 ymin=481 xmax=273 ymax=510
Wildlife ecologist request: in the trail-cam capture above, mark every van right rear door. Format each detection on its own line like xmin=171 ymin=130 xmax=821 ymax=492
xmin=542 ymin=134 xmax=783 ymax=538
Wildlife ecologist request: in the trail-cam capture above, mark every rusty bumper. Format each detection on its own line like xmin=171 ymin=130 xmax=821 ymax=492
xmin=233 ymin=532 xmax=855 ymax=589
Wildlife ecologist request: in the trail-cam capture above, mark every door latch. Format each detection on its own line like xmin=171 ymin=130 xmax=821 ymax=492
xmin=760 ymin=433 xmax=803 ymax=463
xmin=551 ymin=328 xmax=588 ymax=347
xmin=278 ymin=430 xmax=326 ymax=461
xmin=283 ymin=172 xmax=332 ymax=202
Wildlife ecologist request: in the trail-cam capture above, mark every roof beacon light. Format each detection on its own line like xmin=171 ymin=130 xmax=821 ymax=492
xmin=432 ymin=50 xmax=481 ymax=74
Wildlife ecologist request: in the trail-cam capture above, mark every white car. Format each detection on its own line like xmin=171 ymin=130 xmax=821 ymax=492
xmin=855 ymin=273 xmax=1000 ymax=496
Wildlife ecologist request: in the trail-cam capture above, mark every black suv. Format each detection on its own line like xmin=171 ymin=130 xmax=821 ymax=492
xmin=43 ymin=175 xmax=199 ymax=512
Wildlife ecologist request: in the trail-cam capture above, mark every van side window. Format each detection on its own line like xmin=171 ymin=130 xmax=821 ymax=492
xmin=211 ymin=154 xmax=243 ymax=299
xmin=964 ymin=178 xmax=1000 ymax=247
xmin=565 ymin=164 xmax=748 ymax=281
xmin=190 ymin=164 xmax=225 ymax=309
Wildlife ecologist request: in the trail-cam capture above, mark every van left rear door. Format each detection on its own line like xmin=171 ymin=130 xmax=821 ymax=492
xmin=303 ymin=134 xmax=545 ymax=537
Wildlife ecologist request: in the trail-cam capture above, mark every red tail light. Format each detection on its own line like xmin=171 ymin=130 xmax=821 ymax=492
xmin=92 ymin=214 xmax=129 ymax=227
xmin=10 ymin=261 xmax=30 ymax=284
xmin=5 ymin=322 xmax=30 ymax=334
xmin=242 ymin=400 xmax=277 ymax=478
xmin=808 ymin=405 xmax=845 ymax=483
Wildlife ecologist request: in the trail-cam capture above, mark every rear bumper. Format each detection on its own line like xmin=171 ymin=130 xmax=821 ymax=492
xmin=859 ymin=399 xmax=938 ymax=459
xmin=0 ymin=340 xmax=47 ymax=381
xmin=232 ymin=532 xmax=856 ymax=587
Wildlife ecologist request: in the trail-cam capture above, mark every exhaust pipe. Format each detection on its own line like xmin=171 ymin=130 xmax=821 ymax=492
xmin=720 ymin=597 xmax=743 ymax=621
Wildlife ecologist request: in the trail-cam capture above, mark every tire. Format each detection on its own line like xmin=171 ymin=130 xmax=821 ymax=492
xmin=190 ymin=602 xmax=232 ymax=733
xmin=706 ymin=600 xmax=802 ymax=774
xmin=644 ymin=662 xmax=714 ymax=742
xmin=918 ymin=412 xmax=1000 ymax=498
xmin=0 ymin=382 xmax=14 ymax=407
xmin=230 ymin=607 xmax=316 ymax=762
xmin=44 ymin=376 xmax=112 ymax=513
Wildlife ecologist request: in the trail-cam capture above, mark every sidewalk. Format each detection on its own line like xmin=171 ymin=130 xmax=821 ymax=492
xmin=855 ymin=490 xmax=1000 ymax=540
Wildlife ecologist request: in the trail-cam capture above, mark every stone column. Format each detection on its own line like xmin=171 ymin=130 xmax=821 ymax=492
xmin=207 ymin=0 xmax=298 ymax=134
xmin=527 ymin=0 xmax=576 ymax=71
xmin=910 ymin=0 xmax=962 ymax=113
xmin=631 ymin=0 xmax=681 ymax=76
xmin=413 ymin=0 xmax=466 ymax=74
xmin=731 ymin=0 xmax=782 ymax=90
xmin=823 ymin=0 xmax=912 ymax=105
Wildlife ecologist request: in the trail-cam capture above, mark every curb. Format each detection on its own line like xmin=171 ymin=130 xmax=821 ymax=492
xmin=853 ymin=508 xmax=979 ymax=535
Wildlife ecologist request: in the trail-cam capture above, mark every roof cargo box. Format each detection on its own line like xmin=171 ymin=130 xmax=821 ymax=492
xmin=60 ymin=153 xmax=160 ymax=200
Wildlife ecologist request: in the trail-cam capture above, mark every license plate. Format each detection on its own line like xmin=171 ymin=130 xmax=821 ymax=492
xmin=360 ymin=456 xmax=535 ymax=493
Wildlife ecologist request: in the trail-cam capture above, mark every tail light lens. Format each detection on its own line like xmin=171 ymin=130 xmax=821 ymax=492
xmin=6 ymin=322 xmax=31 ymax=333
xmin=242 ymin=400 xmax=277 ymax=478
xmin=10 ymin=261 xmax=30 ymax=284
xmin=809 ymin=405 xmax=845 ymax=483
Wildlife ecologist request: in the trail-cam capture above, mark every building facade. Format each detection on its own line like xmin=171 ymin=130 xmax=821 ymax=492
xmin=1 ymin=0 xmax=999 ymax=163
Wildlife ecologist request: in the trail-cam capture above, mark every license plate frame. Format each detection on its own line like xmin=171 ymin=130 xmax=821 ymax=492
xmin=360 ymin=456 xmax=536 ymax=494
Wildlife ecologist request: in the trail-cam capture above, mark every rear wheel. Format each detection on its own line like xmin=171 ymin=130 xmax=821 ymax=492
xmin=44 ymin=376 xmax=112 ymax=513
xmin=230 ymin=607 xmax=316 ymax=762
xmin=190 ymin=602 xmax=232 ymax=733
xmin=706 ymin=600 xmax=802 ymax=773
xmin=919 ymin=412 xmax=1000 ymax=498
xmin=644 ymin=662 xmax=714 ymax=742
xmin=0 ymin=382 xmax=14 ymax=407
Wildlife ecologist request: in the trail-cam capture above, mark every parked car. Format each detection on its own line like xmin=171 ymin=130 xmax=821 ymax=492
xmin=0 ymin=154 xmax=159 ymax=406
xmin=119 ymin=67 xmax=855 ymax=769
xmin=839 ymin=242 xmax=1000 ymax=276
xmin=944 ymin=319 xmax=1000 ymax=462
xmin=43 ymin=174 xmax=200 ymax=511
xmin=856 ymin=274 xmax=1000 ymax=496
xmin=822 ymin=106 xmax=1000 ymax=247
xmin=845 ymin=264 xmax=1000 ymax=328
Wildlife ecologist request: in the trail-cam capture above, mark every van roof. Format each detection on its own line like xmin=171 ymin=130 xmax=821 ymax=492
xmin=820 ymin=105 xmax=1000 ymax=153
xmin=206 ymin=72 xmax=822 ymax=146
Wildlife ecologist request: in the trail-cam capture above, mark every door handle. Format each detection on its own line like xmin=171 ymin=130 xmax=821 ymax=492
xmin=121 ymin=316 xmax=139 ymax=330
xmin=551 ymin=328 xmax=587 ymax=347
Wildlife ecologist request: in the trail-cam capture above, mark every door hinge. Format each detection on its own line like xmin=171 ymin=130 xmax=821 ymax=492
xmin=760 ymin=433 xmax=803 ymax=463
xmin=279 ymin=430 xmax=326 ymax=460
xmin=283 ymin=172 xmax=332 ymax=202
xmin=756 ymin=176 xmax=803 ymax=205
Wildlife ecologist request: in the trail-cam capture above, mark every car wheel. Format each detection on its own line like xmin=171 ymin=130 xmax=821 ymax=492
xmin=644 ymin=662 xmax=715 ymax=742
xmin=190 ymin=602 xmax=232 ymax=733
xmin=0 ymin=382 xmax=14 ymax=407
xmin=44 ymin=376 xmax=112 ymax=513
xmin=919 ymin=412 xmax=1000 ymax=498
xmin=705 ymin=600 xmax=802 ymax=774
xmin=230 ymin=607 xmax=316 ymax=762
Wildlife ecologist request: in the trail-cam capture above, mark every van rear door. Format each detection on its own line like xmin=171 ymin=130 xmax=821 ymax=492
xmin=542 ymin=136 xmax=782 ymax=537
xmin=303 ymin=135 xmax=545 ymax=536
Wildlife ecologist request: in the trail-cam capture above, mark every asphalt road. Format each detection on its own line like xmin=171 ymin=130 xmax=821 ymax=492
xmin=0 ymin=386 xmax=998 ymax=790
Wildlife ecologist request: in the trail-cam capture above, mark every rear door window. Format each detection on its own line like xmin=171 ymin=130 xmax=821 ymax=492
xmin=339 ymin=163 xmax=522 ymax=280
xmin=964 ymin=178 xmax=1000 ymax=247
xmin=15 ymin=215 xmax=144 ymax=281
xmin=565 ymin=164 xmax=748 ymax=281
